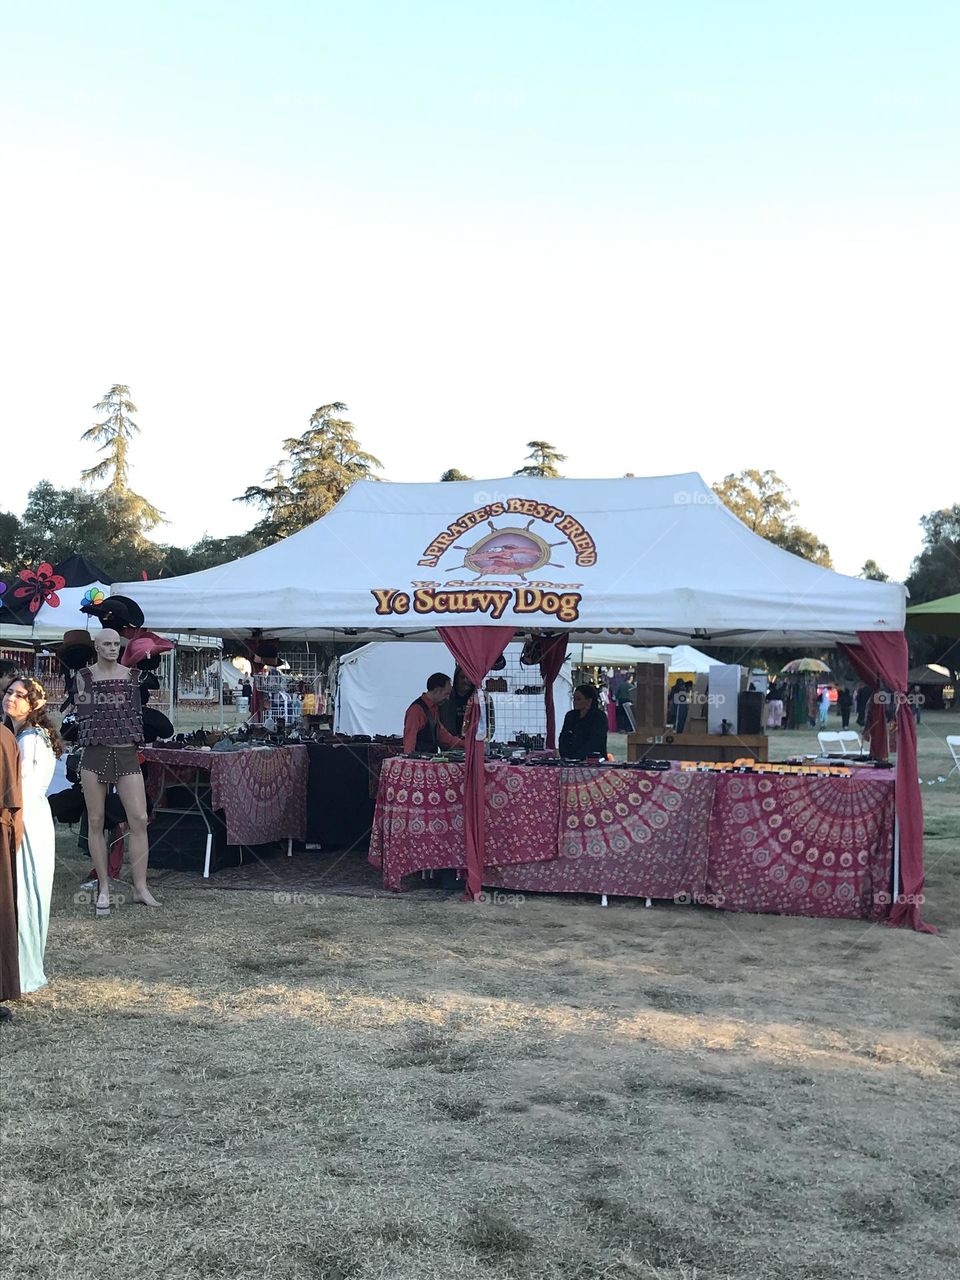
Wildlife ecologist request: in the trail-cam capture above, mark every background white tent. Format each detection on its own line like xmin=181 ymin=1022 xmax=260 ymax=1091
xmin=571 ymin=642 xmax=719 ymax=672
xmin=114 ymin=474 xmax=905 ymax=646
xmin=335 ymin=641 xmax=573 ymax=741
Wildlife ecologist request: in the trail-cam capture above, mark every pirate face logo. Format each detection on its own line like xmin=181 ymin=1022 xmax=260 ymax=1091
xmin=449 ymin=520 xmax=564 ymax=579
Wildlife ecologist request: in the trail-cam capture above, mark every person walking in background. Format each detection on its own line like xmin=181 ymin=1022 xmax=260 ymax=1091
xmin=614 ymin=674 xmax=635 ymax=732
xmin=911 ymin=684 xmax=924 ymax=724
xmin=855 ymin=682 xmax=871 ymax=728
xmin=817 ymin=685 xmax=832 ymax=728
xmin=837 ymin=685 xmax=853 ymax=729
xmin=675 ymin=680 xmax=691 ymax=734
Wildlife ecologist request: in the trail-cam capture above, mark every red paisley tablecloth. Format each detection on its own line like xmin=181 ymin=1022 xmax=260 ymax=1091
xmin=368 ymin=758 xmax=562 ymax=891
xmin=704 ymin=773 xmax=896 ymax=920
xmin=484 ymin=767 xmax=716 ymax=898
xmin=369 ymin=758 xmax=899 ymax=921
xmin=143 ymin=746 xmax=307 ymax=846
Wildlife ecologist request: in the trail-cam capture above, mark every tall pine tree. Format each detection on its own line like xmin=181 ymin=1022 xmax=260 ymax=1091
xmin=238 ymin=402 xmax=382 ymax=542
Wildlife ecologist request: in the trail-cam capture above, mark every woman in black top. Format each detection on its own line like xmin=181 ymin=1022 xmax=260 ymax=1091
xmin=559 ymin=683 xmax=608 ymax=760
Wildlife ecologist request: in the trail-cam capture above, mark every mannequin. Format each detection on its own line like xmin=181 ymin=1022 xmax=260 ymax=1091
xmin=75 ymin=629 xmax=160 ymax=914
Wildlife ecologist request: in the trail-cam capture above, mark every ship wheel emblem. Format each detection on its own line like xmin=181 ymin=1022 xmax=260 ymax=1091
xmin=448 ymin=520 xmax=565 ymax=579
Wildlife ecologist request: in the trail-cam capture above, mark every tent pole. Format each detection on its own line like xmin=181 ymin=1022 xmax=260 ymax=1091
xmin=218 ymin=645 xmax=224 ymax=729
xmin=168 ymin=649 xmax=175 ymax=728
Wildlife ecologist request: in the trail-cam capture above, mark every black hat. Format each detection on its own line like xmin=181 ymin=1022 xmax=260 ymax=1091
xmin=142 ymin=707 xmax=174 ymax=743
xmin=81 ymin=594 xmax=145 ymax=630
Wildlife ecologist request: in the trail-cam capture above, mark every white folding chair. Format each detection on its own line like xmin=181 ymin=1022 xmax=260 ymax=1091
xmin=947 ymin=736 xmax=960 ymax=779
xmin=838 ymin=730 xmax=866 ymax=757
xmin=817 ymin=731 xmax=844 ymax=756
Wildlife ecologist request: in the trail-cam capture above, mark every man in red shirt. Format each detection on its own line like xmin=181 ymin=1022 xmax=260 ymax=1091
xmin=403 ymin=673 xmax=465 ymax=754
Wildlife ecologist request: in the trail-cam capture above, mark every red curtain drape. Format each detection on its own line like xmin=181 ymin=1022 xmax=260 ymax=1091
xmin=839 ymin=631 xmax=933 ymax=933
xmin=438 ymin=626 xmax=516 ymax=900
xmin=539 ymin=635 xmax=568 ymax=750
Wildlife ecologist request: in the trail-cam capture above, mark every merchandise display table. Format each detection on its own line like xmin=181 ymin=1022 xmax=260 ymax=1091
xmin=143 ymin=745 xmax=308 ymax=852
xmin=369 ymin=758 xmax=898 ymax=921
xmin=705 ymin=771 xmax=896 ymax=921
xmin=304 ymin=740 xmax=404 ymax=851
xmin=368 ymin=758 xmax=563 ymax=891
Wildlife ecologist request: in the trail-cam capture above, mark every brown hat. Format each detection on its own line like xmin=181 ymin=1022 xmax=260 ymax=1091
xmin=53 ymin=630 xmax=97 ymax=670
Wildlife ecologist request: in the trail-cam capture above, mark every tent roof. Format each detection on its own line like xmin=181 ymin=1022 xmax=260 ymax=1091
xmin=54 ymin=553 xmax=114 ymax=587
xmin=906 ymin=592 xmax=960 ymax=639
xmin=114 ymin=473 xmax=905 ymax=645
xmin=907 ymin=665 xmax=954 ymax=685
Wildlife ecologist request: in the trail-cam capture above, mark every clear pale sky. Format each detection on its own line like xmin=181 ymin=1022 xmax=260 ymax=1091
xmin=1 ymin=1 xmax=955 ymax=581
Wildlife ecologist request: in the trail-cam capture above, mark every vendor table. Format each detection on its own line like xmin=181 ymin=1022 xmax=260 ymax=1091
xmin=304 ymin=740 xmax=403 ymax=850
xmin=369 ymin=758 xmax=897 ymax=922
xmin=143 ymin=746 xmax=308 ymax=875
xmin=704 ymin=771 xmax=896 ymax=921
xmin=368 ymin=758 xmax=563 ymax=891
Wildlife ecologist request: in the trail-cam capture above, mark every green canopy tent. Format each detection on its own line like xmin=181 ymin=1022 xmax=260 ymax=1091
xmin=906 ymin=593 xmax=960 ymax=639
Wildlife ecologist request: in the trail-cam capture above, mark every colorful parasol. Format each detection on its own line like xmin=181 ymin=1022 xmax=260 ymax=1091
xmin=781 ymin=658 xmax=831 ymax=674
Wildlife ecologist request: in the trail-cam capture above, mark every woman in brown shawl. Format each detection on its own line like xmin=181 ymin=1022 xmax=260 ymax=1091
xmin=0 ymin=720 xmax=24 ymax=1020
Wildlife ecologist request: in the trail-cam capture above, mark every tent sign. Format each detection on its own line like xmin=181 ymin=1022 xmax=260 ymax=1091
xmin=372 ymin=498 xmax=597 ymax=622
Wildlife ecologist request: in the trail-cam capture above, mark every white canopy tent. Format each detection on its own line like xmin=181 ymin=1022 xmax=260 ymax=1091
xmin=110 ymin=474 xmax=929 ymax=930
xmin=571 ymin=643 xmax=720 ymax=672
xmin=0 ymin=584 xmax=223 ymax=652
xmin=335 ymin=640 xmax=573 ymax=740
xmin=114 ymin=474 xmax=904 ymax=645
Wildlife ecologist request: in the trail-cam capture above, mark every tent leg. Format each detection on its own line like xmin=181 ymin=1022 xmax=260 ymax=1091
xmin=892 ymin=813 xmax=900 ymax=910
xmin=218 ymin=649 xmax=224 ymax=729
xmin=287 ymin=838 xmax=293 ymax=859
xmin=167 ymin=651 xmax=175 ymax=730
xmin=203 ymin=834 xmax=212 ymax=879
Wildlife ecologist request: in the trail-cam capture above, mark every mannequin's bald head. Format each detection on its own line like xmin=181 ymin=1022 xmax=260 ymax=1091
xmin=94 ymin=629 xmax=123 ymax=661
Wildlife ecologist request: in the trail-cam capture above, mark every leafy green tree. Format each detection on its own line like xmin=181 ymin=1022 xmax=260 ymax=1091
xmin=0 ymin=511 xmax=22 ymax=576
xmin=907 ymin=504 xmax=960 ymax=603
xmin=238 ymin=403 xmax=382 ymax=543
xmin=514 ymin=441 xmax=566 ymax=478
xmin=81 ymin=385 xmax=163 ymax=530
xmin=860 ymin=559 xmax=889 ymax=581
xmin=440 ymin=469 xmax=472 ymax=482
xmin=905 ymin=503 xmax=960 ymax=673
xmin=14 ymin=482 xmax=147 ymax=579
xmin=712 ymin=469 xmax=832 ymax=567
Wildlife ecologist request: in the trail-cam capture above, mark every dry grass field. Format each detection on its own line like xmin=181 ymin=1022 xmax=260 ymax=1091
xmin=2 ymin=713 xmax=958 ymax=1280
